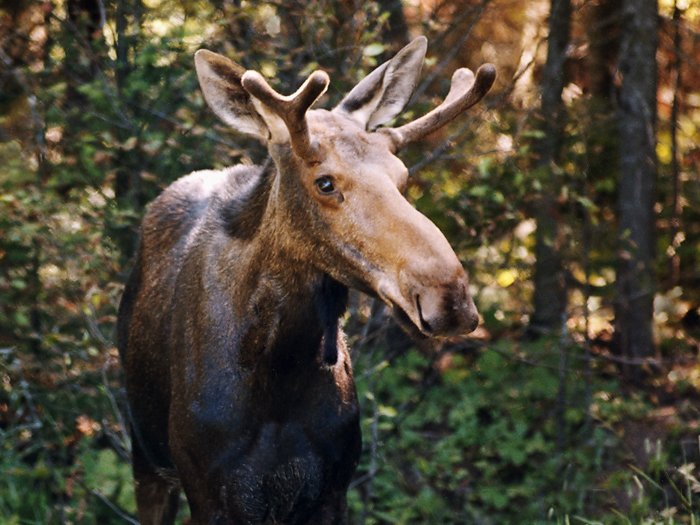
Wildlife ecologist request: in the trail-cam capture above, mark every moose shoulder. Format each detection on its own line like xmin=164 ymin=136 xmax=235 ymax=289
xmin=117 ymin=37 xmax=495 ymax=525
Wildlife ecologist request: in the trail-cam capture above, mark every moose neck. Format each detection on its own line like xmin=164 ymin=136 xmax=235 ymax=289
xmin=224 ymin=155 xmax=348 ymax=371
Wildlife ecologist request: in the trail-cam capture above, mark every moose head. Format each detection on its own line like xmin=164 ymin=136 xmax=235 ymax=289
xmin=194 ymin=37 xmax=494 ymax=340
xmin=118 ymin=37 xmax=495 ymax=524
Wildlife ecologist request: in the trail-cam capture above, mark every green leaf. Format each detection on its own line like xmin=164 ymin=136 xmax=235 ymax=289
xmin=363 ymin=43 xmax=385 ymax=57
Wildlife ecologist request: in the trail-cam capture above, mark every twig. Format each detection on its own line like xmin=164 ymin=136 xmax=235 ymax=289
xmin=410 ymin=0 xmax=491 ymax=105
xmin=82 ymin=302 xmax=131 ymax=455
xmin=87 ymin=487 xmax=140 ymax=525
xmin=101 ymin=360 xmax=131 ymax=457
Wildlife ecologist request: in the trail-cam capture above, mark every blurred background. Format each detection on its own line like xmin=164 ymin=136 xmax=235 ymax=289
xmin=1 ymin=0 xmax=699 ymax=523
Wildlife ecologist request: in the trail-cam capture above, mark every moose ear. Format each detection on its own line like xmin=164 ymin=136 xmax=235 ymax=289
xmin=334 ymin=37 xmax=427 ymax=131
xmin=194 ymin=49 xmax=270 ymax=141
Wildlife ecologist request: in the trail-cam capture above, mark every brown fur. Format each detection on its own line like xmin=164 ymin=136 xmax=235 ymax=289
xmin=118 ymin=37 xmax=493 ymax=524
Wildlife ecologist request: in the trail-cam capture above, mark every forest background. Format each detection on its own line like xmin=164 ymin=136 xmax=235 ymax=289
xmin=1 ymin=0 xmax=700 ymax=523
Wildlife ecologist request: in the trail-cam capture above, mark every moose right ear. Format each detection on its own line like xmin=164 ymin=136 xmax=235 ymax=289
xmin=194 ymin=50 xmax=270 ymax=141
xmin=334 ymin=37 xmax=427 ymax=131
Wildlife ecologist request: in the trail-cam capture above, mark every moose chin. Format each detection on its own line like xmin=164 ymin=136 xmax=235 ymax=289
xmin=117 ymin=36 xmax=495 ymax=525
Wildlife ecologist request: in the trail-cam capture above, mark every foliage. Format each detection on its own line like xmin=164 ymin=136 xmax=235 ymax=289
xmin=348 ymin=332 xmax=700 ymax=524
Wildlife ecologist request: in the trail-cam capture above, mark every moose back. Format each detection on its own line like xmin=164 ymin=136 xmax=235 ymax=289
xmin=117 ymin=37 xmax=495 ymax=524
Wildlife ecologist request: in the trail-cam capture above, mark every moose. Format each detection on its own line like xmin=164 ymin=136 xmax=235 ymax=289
xmin=117 ymin=37 xmax=495 ymax=524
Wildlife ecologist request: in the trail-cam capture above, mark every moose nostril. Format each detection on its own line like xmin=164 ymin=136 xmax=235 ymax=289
xmin=461 ymin=291 xmax=480 ymax=334
xmin=414 ymin=283 xmax=479 ymax=336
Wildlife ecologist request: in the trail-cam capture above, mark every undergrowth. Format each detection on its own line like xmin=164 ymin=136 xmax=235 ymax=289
xmin=2 ymin=321 xmax=699 ymax=524
xmin=346 ymin=330 xmax=700 ymax=525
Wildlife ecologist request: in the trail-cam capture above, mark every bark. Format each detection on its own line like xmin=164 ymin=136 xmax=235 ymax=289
xmin=668 ymin=2 xmax=683 ymax=286
xmin=583 ymin=0 xmax=622 ymax=223
xmin=615 ymin=0 xmax=658 ymax=375
xmin=586 ymin=0 xmax=623 ymax=101
xmin=378 ymin=0 xmax=410 ymax=50
xmin=529 ymin=0 xmax=571 ymax=334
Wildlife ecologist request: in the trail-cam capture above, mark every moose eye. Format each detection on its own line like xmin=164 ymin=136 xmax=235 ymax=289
xmin=314 ymin=176 xmax=336 ymax=195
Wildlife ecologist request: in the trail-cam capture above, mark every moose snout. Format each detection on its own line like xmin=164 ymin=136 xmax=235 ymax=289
xmin=414 ymin=277 xmax=479 ymax=336
xmin=374 ymin=198 xmax=480 ymax=338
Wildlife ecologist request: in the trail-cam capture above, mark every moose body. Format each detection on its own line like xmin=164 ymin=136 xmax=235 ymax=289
xmin=117 ymin=38 xmax=495 ymax=524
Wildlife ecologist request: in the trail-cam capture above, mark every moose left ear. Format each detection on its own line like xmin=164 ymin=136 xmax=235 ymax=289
xmin=334 ymin=37 xmax=427 ymax=131
xmin=194 ymin=50 xmax=270 ymax=141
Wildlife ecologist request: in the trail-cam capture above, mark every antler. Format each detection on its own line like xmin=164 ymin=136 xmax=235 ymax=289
xmin=381 ymin=63 xmax=496 ymax=152
xmin=241 ymin=70 xmax=330 ymax=161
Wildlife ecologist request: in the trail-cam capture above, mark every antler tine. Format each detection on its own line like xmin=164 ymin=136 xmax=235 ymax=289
xmin=382 ymin=63 xmax=496 ymax=152
xmin=242 ymin=70 xmax=330 ymax=161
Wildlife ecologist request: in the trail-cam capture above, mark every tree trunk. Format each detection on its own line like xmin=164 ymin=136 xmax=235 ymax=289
xmin=378 ymin=0 xmax=410 ymax=50
xmin=668 ymin=2 xmax=683 ymax=287
xmin=529 ymin=0 xmax=571 ymax=335
xmin=615 ymin=0 xmax=658 ymax=377
xmin=586 ymin=0 xmax=623 ymax=101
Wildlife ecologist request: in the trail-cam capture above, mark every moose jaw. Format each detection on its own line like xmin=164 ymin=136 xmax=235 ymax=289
xmin=117 ymin=37 xmax=495 ymax=525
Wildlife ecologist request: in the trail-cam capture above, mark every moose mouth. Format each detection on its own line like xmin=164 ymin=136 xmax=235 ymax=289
xmin=376 ymin=278 xmax=439 ymax=338
xmin=384 ymin=295 xmax=434 ymax=339
xmin=388 ymin=304 xmax=430 ymax=339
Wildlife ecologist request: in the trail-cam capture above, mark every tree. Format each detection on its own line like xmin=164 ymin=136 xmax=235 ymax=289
xmin=529 ymin=0 xmax=571 ymax=335
xmin=615 ymin=0 xmax=658 ymax=375
xmin=587 ymin=0 xmax=623 ymax=101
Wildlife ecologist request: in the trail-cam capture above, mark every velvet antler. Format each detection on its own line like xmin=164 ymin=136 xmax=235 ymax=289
xmin=381 ymin=63 xmax=496 ymax=152
xmin=241 ymin=70 xmax=330 ymax=161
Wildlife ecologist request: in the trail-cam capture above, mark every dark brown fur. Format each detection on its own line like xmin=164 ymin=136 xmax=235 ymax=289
xmin=118 ymin=161 xmax=361 ymax=524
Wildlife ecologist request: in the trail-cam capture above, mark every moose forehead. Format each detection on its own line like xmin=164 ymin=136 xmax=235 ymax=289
xmin=305 ymin=109 xmax=405 ymax=175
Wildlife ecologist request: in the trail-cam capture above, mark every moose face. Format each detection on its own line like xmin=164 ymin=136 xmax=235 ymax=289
xmin=283 ymin=109 xmax=479 ymax=337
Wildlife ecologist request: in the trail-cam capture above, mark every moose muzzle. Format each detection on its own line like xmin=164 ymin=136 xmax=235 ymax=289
xmin=377 ymin=248 xmax=479 ymax=338
xmin=412 ymin=272 xmax=479 ymax=336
